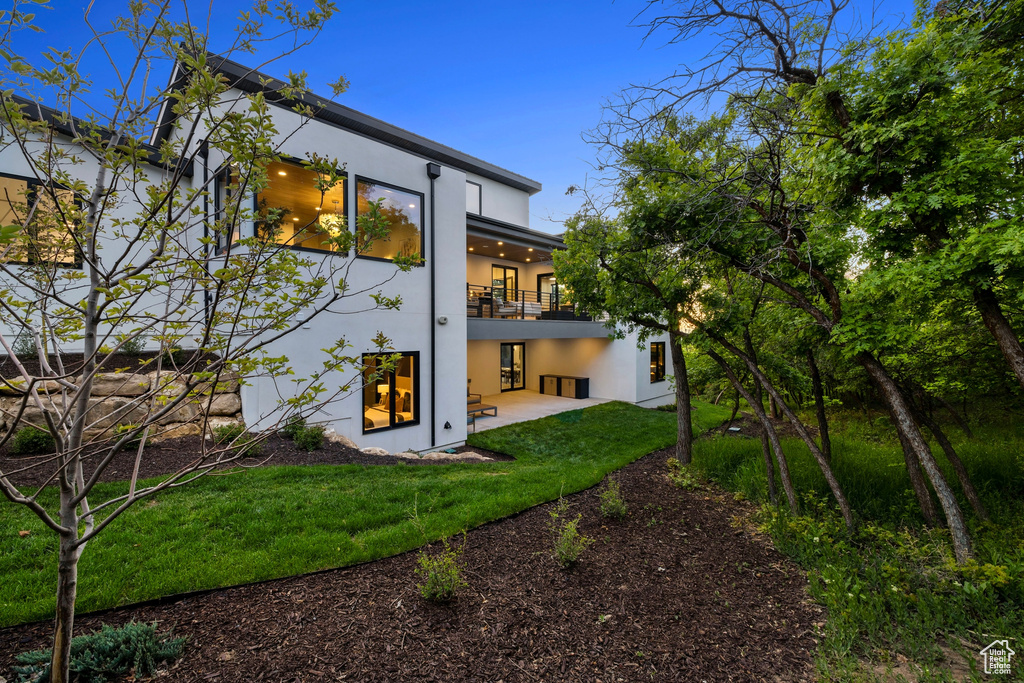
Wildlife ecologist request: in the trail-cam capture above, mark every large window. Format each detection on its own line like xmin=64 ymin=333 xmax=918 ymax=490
xmin=255 ymin=159 xmax=347 ymax=252
xmin=650 ymin=342 xmax=666 ymax=383
xmin=491 ymin=264 xmax=517 ymax=301
xmin=362 ymin=352 xmax=419 ymax=433
xmin=356 ymin=178 xmax=422 ymax=261
xmin=0 ymin=172 xmax=80 ymax=267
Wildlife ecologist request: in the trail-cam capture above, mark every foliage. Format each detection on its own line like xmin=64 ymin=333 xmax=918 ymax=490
xmin=415 ymin=536 xmax=468 ymax=603
xmin=116 ymin=335 xmax=146 ymax=356
xmin=280 ymin=416 xmax=306 ymax=441
xmin=8 ymin=426 xmax=55 ymax=456
xmin=293 ymin=424 xmax=325 ymax=452
xmin=211 ymin=424 xmax=261 ymax=457
xmin=12 ymin=333 xmax=35 ymax=358
xmin=547 ymin=495 xmax=594 ymax=569
xmin=690 ymin=412 xmax=1024 ymax=674
xmin=666 ymin=457 xmax=701 ymax=490
xmin=11 ymin=621 xmax=185 ymax=683
xmin=598 ymin=478 xmax=628 ymax=520
xmin=111 ymin=424 xmax=142 ymax=452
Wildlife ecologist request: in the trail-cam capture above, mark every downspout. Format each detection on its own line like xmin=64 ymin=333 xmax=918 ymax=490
xmin=199 ymin=139 xmax=211 ymax=328
xmin=426 ymin=163 xmax=441 ymax=448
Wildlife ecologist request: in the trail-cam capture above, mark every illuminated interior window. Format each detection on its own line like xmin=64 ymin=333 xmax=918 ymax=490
xmin=362 ymin=352 xmax=419 ymax=432
xmin=0 ymin=173 xmax=81 ymax=267
xmin=256 ymin=160 xmax=347 ymax=252
xmin=356 ymin=179 xmax=422 ymax=261
xmin=650 ymin=342 xmax=666 ymax=383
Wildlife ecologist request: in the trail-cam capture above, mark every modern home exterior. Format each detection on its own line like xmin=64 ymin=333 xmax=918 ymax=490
xmin=0 ymin=55 xmax=674 ymax=454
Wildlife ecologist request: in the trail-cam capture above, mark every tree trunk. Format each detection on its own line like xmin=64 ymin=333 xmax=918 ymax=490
xmin=669 ymin=334 xmax=694 ymax=465
xmin=806 ymin=348 xmax=832 ymax=461
xmin=50 ymin=496 xmax=80 ymax=683
xmin=858 ymin=352 xmax=972 ymax=562
xmin=708 ymin=350 xmax=793 ymax=512
xmin=892 ymin=421 xmax=941 ymax=527
xmin=769 ymin=393 xmax=780 ymax=419
xmin=728 ymin=390 xmax=740 ymax=426
xmin=973 ymin=286 xmax=1024 ymax=392
xmin=743 ymin=331 xmax=777 ymax=506
xmin=934 ymin=392 xmax=974 ymax=439
xmin=913 ymin=404 xmax=988 ymax=521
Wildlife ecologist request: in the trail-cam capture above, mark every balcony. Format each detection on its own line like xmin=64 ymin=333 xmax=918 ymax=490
xmin=466 ymin=284 xmax=594 ymax=321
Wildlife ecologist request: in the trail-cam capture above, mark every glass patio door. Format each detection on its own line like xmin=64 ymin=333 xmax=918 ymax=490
xmin=500 ymin=342 xmax=525 ymax=392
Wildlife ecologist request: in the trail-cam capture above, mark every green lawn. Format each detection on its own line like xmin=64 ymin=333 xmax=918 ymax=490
xmin=1 ymin=400 xmax=730 ymax=628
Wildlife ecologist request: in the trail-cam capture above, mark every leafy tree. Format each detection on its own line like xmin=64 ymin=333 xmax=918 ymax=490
xmin=0 ymin=3 xmax=414 ymax=680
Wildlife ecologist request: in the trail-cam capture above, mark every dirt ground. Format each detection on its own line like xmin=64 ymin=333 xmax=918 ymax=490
xmin=1 ymin=446 xmax=820 ymax=682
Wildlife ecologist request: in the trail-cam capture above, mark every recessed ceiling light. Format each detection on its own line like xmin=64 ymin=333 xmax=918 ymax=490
xmin=409 ymin=203 xmax=416 ymax=208
xmin=497 ymin=241 xmax=503 ymax=246
xmin=526 ymin=258 xmax=531 ymax=262
xmin=499 ymin=253 xmax=505 ymax=257
xmin=315 ymin=207 xmax=321 ymax=211
xmin=468 ymin=247 xmax=474 ymax=251
xmin=528 ymin=248 xmax=533 ymax=252
xmin=292 ymin=217 xmax=299 ymax=222
xmin=278 ymin=171 xmax=287 ymax=176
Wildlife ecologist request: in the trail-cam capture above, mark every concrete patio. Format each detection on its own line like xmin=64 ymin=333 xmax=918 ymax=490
xmin=469 ymin=390 xmax=610 ymax=432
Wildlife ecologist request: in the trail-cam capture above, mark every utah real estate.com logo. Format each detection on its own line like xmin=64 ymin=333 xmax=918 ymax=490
xmin=981 ymin=639 xmax=1016 ymax=675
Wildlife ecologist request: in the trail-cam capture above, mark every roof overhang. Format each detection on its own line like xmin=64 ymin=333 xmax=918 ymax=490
xmin=152 ymin=53 xmax=542 ymax=195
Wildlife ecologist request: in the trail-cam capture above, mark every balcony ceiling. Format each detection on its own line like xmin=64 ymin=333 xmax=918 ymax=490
xmin=467 ymin=233 xmax=553 ymax=264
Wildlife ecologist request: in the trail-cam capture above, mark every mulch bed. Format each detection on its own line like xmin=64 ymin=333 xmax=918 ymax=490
xmin=0 ymin=434 xmax=514 ymax=489
xmin=0 ymin=446 xmax=820 ymax=682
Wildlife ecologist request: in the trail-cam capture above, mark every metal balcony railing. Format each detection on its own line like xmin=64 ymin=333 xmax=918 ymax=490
xmin=466 ymin=283 xmax=596 ymax=321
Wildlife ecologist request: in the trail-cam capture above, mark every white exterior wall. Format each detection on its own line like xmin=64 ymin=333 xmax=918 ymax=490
xmin=466 ymin=172 xmax=530 ymax=227
xmin=221 ymin=97 xmax=471 ymax=452
xmin=631 ymin=330 xmax=676 ymax=407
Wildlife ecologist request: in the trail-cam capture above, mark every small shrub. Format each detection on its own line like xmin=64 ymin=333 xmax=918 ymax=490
xmin=113 ymin=424 xmax=143 ymax=451
xmin=12 ymin=334 xmax=36 ymax=358
xmin=667 ymin=457 xmax=702 ymax=490
xmin=9 ymin=426 xmax=55 ymax=456
xmin=212 ymin=423 xmax=261 ymax=456
xmin=415 ymin=536 xmax=468 ymax=602
xmin=293 ymin=424 xmax=325 ymax=452
xmin=11 ymin=621 xmax=186 ymax=683
xmin=548 ymin=496 xmax=594 ymax=569
xmin=598 ymin=479 xmax=628 ymax=520
xmin=159 ymin=346 xmax=187 ymax=367
xmin=117 ymin=334 xmax=146 ymax=355
xmin=280 ymin=415 xmax=306 ymax=440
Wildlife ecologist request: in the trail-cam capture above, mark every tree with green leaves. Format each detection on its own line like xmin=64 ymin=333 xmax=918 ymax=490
xmin=0 ymin=3 xmax=416 ymax=680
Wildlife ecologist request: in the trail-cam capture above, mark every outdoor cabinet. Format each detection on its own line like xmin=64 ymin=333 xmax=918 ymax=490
xmin=539 ymin=374 xmax=590 ymax=399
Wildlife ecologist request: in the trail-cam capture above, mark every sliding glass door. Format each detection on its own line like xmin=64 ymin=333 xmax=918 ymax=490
xmin=500 ymin=342 xmax=525 ymax=392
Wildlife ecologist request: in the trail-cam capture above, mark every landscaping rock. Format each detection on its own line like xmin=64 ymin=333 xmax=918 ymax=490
xmin=420 ymin=450 xmax=492 ymax=462
xmin=324 ymin=429 xmax=358 ymax=449
xmin=153 ymin=422 xmax=202 ymax=441
xmin=193 ymin=372 xmax=241 ymax=395
xmin=203 ymin=393 xmax=241 ymax=416
xmin=360 ymin=447 xmax=390 ymax=456
xmin=88 ymin=372 xmax=149 ymax=397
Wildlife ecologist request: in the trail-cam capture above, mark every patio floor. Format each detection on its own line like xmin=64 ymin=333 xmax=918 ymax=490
xmin=469 ymin=390 xmax=610 ymax=432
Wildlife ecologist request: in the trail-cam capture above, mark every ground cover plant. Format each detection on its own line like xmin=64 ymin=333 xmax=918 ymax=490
xmin=0 ymin=400 xmax=731 ymax=627
xmin=690 ymin=411 xmax=1024 ymax=680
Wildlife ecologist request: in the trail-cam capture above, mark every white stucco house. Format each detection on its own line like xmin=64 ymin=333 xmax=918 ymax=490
xmin=0 ymin=54 xmax=674 ymax=453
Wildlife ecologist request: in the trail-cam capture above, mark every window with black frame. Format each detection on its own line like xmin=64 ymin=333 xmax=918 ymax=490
xmin=650 ymin=342 xmax=666 ymax=383
xmin=356 ymin=179 xmax=422 ymax=261
xmin=0 ymin=172 xmax=81 ymax=267
xmin=255 ymin=159 xmax=347 ymax=253
xmin=362 ymin=352 xmax=419 ymax=432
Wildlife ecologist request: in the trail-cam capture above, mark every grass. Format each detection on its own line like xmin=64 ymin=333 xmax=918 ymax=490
xmin=0 ymin=400 xmax=731 ymax=628
xmin=689 ymin=413 xmax=1024 ymax=681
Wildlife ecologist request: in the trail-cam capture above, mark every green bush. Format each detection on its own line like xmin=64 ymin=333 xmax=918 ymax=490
xmin=116 ymin=334 xmax=146 ymax=355
xmin=9 ymin=426 xmax=55 ymax=456
xmin=293 ymin=424 xmax=325 ymax=452
xmin=280 ymin=415 xmax=306 ymax=440
xmin=415 ymin=536 xmax=468 ymax=602
xmin=598 ymin=478 xmax=628 ymax=520
xmin=12 ymin=334 xmax=36 ymax=358
xmin=11 ymin=621 xmax=185 ymax=683
xmin=211 ymin=423 xmax=261 ymax=456
xmin=666 ymin=457 xmax=702 ymax=490
xmin=548 ymin=496 xmax=594 ymax=569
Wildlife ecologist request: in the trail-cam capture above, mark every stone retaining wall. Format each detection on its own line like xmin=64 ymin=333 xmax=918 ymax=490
xmin=0 ymin=372 xmax=242 ymax=441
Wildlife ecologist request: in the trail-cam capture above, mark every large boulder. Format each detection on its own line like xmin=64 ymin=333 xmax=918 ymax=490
xmin=324 ymin=429 xmax=358 ymax=449
xmin=203 ymin=393 xmax=241 ymax=416
xmin=88 ymin=373 xmax=149 ymax=397
xmin=360 ymin=447 xmax=390 ymax=456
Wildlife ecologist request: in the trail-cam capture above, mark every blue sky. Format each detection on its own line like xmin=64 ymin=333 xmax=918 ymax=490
xmin=12 ymin=0 xmax=915 ymax=233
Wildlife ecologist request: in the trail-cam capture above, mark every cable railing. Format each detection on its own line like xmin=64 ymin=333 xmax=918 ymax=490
xmin=466 ymin=283 xmax=599 ymax=321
